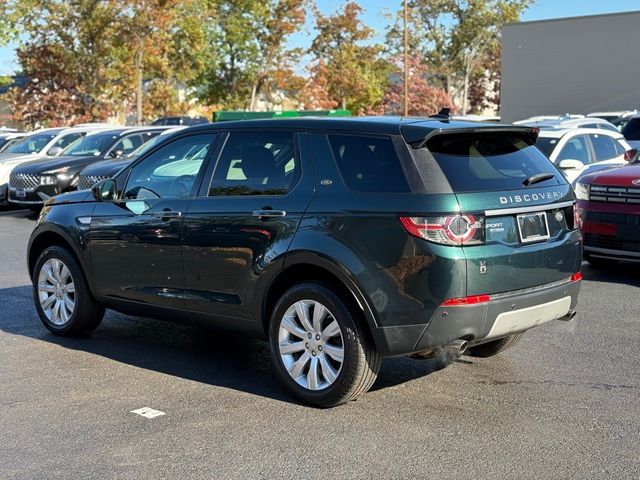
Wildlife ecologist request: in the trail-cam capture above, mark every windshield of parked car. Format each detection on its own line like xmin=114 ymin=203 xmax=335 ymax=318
xmin=62 ymin=132 xmax=121 ymax=156
xmin=6 ymin=133 xmax=56 ymax=154
xmin=534 ymin=137 xmax=559 ymax=158
xmin=126 ymin=134 xmax=164 ymax=158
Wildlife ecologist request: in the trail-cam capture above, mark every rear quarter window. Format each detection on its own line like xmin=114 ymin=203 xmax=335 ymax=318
xmin=328 ymin=134 xmax=410 ymax=193
xmin=426 ymin=132 xmax=564 ymax=192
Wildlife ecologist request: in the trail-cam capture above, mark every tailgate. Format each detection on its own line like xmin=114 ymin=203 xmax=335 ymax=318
xmin=457 ymin=186 xmax=582 ymax=295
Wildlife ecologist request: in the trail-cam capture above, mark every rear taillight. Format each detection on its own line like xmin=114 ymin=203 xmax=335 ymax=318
xmin=441 ymin=294 xmax=491 ymax=306
xmin=400 ymin=214 xmax=484 ymax=245
xmin=624 ymin=149 xmax=637 ymax=161
xmin=573 ymin=203 xmax=582 ymax=230
xmin=571 ymin=272 xmax=582 ymax=281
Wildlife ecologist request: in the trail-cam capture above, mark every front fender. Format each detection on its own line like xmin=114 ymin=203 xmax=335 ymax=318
xmin=28 ymin=202 xmax=97 ymax=294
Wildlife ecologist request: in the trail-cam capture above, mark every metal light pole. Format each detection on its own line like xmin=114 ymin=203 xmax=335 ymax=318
xmin=403 ymin=0 xmax=409 ymax=117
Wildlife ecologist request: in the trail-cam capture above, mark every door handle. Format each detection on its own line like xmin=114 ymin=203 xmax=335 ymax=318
xmin=252 ymin=209 xmax=287 ymax=218
xmin=154 ymin=210 xmax=183 ymax=219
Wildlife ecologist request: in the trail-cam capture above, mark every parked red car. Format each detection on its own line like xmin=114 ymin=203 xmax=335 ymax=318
xmin=575 ymin=163 xmax=640 ymax=264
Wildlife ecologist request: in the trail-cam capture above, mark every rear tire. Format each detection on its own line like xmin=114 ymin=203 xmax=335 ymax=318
xmin=467 ymin=332 xmax=525 ymax=358
xmin=268 ymin=282 xmax=381 ymax=407
xmin=33 ymin=246 xmax=105 ymax=335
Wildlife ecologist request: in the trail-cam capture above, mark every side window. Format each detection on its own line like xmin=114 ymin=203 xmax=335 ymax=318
xmin=51 ymin=132 xmax=83 ymax=152
xmin=589 ymin=134 xmax=619 ymax=161
xmin=557 ymin=135 xmax=591 ymax=165
xmin=209 ymin=131 xmax=298 ymax=196
xmin=113 ymin=134 xmax=148 ymax=155
xmin=123 ymin=134 xmax=214 ymax=200
xmin=598 ymin=123 xmax=620 ymax=133
xmin=328 ymin=134 xmax=410 ymax=193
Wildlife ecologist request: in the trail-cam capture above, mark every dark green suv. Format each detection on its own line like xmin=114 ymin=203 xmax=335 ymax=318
xmin=27 ymin=116 xmax=582 ymax=407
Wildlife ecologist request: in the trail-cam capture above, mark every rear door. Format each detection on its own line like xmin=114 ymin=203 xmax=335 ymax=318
xmin=423 ymin=131 xmax=582 ymax=296
xmin=182 ymin=130 xmax=314 ymax=325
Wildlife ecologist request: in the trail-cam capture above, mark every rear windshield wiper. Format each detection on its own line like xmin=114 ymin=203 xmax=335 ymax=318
xmin=523 ymin=172 xmax=555 ymax=187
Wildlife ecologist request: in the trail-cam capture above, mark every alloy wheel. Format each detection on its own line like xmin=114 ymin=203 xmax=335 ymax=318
xmin=37 ymin=258 xmax=76 ymax=326
xmin=278 ymin=299 xmax=345 ymax=391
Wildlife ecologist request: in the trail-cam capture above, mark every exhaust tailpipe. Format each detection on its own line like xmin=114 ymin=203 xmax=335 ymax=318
xmin=446 ymin=339 xmax=468 ymax=356
xmin=409 ymin=339 xmax=469 ymax=360
xmin=558 ymin=310 xmax=577 ymax=322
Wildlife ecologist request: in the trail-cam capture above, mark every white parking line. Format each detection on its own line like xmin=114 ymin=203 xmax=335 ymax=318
xmin=130 ymin=407 xmax=166 ymax=419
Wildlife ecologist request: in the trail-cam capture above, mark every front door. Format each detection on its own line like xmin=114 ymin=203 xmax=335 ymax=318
xmin=89 ymin=133 xmax=217 ymax=313
xmin=182 ymin=130 xmax=314 ymax=325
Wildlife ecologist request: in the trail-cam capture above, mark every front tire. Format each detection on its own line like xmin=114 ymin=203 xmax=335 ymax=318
xmin=33 ymin=246 xmax=105 ymax=335
xmin=268 ymin=282 xmax=381 ymax=407
xmin=467 ymin=332 xmax=525 ymax=358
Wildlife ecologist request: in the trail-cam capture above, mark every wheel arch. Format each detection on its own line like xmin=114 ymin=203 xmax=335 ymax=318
xmin=259 ymin=251 xmax=379 ymax=337
xmin=28 ymin=226 xmax=94 ymax=294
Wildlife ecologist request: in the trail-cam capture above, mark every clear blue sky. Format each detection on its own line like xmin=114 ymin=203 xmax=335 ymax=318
xmin=1 ymin=0 xmax=638 ymax=75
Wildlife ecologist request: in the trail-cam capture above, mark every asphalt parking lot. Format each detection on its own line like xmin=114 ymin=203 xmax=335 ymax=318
xmin=0 ymin=207 xmax=638 ymax=480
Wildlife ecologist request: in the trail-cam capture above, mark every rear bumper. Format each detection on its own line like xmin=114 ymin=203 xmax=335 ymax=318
xmin=371 ymin=277 xmax=581 ymax=356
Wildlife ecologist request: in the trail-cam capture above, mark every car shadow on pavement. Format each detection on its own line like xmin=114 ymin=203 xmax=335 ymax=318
xmin=0 ymin=285 xmax=448 ymax=406
xmin=581 ymin=262 xmax=640 ymax=287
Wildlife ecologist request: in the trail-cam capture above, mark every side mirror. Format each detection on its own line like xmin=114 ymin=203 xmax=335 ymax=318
xmin=47 ymin=146 xmax=63 ymax=156
xmin=110 ymin=149 xmax=125 ymax=159
xmin=558 ymin=159 xmax=583 ymax=170
xmin=92 ymin=179 xmax=117 ymax=202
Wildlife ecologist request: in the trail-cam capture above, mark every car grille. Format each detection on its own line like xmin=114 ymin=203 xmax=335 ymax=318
xmin=590 ymin=185 xmax=640 ymax=204
xmin=9 ymin=172 xmax=40 ymax=190
xmin=77 ymin=175 xmax=108 ymax=190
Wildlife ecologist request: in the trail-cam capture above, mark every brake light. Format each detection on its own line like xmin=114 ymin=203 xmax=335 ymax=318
xmin=571 ymin=272 xmax=582 ymax=281
xmin=624 ymin=149 xmax=637 ymax=161
xmin=400 ymin=214 xmax=484 ymax=245
xmin=441 ymin=294 xmax=491 ymax=306
xmin=573 ymin=203 xmax=582 ymax=229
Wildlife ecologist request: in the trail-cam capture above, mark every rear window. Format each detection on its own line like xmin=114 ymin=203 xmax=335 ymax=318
xmin=622 ymin=118 xmax=640 ymax=140
xmin=328 ymin=134 xmax=409 ymax=193
xmin=426 ymin=132 xmax=563 ymax=192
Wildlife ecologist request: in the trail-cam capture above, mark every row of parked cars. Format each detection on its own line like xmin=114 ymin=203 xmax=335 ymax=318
xmin=515 ymin=111 xmax=640 ymax=266
xmin=0 ymin=124 xmax=186 ymax=208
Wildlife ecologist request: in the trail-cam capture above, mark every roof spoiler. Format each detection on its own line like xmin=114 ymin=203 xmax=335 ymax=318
xmin=403 ymin=125 xmax=540 ymax=149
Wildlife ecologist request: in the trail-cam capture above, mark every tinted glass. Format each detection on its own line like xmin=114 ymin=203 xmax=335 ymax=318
xmin=209 ymin=131 xmax=298 ymax=196
xmin=426 ymin=132 xmax=563 ymax=192
xmin=111 ymin=132 xmax=158 ymax=155
xmin=589 ymin=134 xmax=619 ymax=161
xmin=51 ymin=132 xmax=83 ymax=152
xmin=535 ymin=137 xmax=558 ymax=158
xmin=597 ymin=123 xmax=620 ymax=133
xmin=7 ymin=133 xmax=56 ymax=154
xmin=124 ymin=134 xmax=213 ymax=200
xmin=328 ymin=134 xmax=409 ymax=193
xmin=622 ymin=118 xmax=640 ymax=140
xmin=557 ymin=135 xmax=591 ymax=165
xmin=63 ymin=132 xmax=123 ymax=156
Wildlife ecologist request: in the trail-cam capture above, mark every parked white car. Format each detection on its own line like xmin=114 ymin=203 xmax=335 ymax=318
xmin=587 ymin=110 xmax=638 ymax=122
xmin=535 ymin=128 xmax=634 ymax=184
xmin=0 ymin=125 xmax=111 ymax=204
xmin=518 ymin=116 xmax=619 ymax=133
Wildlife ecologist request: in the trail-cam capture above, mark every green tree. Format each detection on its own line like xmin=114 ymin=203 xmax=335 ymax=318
xmin=387 ymin=0 xmax=531 ymax=114
xmin=308 ymin=2 xmax=390 ymax=114
xmin=197 ymin=0 xmax=306 ymax=110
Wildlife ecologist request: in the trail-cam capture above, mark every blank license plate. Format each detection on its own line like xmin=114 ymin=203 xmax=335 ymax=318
xmin=517 ymin=212 xmax=550 ymax=243
xmin=16 ymin=188 xmax=26 ymax=198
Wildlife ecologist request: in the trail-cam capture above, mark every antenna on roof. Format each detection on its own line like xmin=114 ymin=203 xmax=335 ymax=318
xmin=430 ymin=108 xmax=451 ymax=119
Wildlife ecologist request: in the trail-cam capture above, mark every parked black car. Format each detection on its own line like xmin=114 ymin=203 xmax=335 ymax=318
xmin=27 ymin=117 xmax=582 ymax=407
xmin=151 ymin=116 xmax=208 ymax=126
xmin=8 ymin=127 xmax=167 ymax=207
xmin=76 ymin=127 xmax=186 ymax=190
